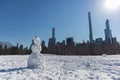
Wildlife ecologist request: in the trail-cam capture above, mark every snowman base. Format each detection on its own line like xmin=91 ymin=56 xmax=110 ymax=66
xmin=27 ymin=52 xmax=44 ymax=69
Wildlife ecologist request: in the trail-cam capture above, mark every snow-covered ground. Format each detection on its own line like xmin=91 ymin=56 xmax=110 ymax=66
xmin=0 ymin=54 xmax=120 ymax=80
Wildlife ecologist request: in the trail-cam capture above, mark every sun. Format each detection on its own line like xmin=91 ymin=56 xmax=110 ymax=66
xmin=104 ymin=0 xmax=120 ymax=11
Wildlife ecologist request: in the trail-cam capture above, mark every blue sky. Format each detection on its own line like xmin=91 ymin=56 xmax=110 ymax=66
xmin=0 ymin=0 xmax=120 ymax=47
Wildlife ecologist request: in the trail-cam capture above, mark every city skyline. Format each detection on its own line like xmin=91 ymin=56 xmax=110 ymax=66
xmin=0 ymin=0 xmax=120 ymax=47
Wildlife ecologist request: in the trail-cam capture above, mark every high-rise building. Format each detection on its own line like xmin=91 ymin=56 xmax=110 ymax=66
xmin=112 ymin=37 xmax=117 ymax=44
xmin=88 ymin=12 xmax=93 ymax=43
xmin=48 ymin=27 xmax=56 ymax=47
xmin=88 ymin=12 xmax=95 ymax=55
xmin=66 ymin=37 xmax=74 ymax=46
xmin=95 ymin=38 xmax=103 ymax=45
xmin=42 ymin=40 xmax=45 ymax=46
xmin=52 ymin=28 xmax=55 ymax=38
xmin=104 ymin=19 xmax=112 ymax=44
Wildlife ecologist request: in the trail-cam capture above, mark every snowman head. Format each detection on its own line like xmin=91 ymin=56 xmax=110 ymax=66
xmin=34 ymin=36 xmax=41 ymax=45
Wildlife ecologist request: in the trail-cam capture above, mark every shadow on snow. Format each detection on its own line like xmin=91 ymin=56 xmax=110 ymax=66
xmin=0 ymin=67 xmax=28 ymax=72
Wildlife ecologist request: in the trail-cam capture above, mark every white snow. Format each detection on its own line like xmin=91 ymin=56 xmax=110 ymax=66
xmin=27 ymin=36 xmax=44 ymax=69
xmin=0 ymin=55 xmax=120 ymax=80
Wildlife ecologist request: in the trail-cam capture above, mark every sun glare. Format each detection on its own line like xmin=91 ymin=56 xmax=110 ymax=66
xmin=104 ymin=0 xmax=120 ymax=11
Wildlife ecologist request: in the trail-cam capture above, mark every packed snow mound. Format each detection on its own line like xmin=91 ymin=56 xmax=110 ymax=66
xmin=102 ymin=53 xmax=107 ymax=57
xmin=27 ymin=53 xmax=44 ymax=69
xmin=27 ymin=36 xmax=44 ymax=69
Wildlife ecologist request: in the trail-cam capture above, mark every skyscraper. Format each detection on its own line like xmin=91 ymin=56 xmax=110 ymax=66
xmin=88 ymin=12 xmax=93 ymax=43
xmin=52 ymin=27 xmax=55 ymax=38
xmin=104 ymin=19 xmax=112 ymax=44
xmin=88 ymin=12 xmax=94 ymax=55
xmin=66 ymin=37 xmax=74 ymax=46
xmin=48 ymin=27 xmax=56 ymax=47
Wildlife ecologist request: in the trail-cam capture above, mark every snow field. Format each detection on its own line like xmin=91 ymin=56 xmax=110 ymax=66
xmin=0 ymin=55 xmax=120 ymax=80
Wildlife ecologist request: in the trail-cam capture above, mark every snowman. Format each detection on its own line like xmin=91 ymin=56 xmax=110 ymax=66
xmin=27 ymin=36 xmax=44 ymax=69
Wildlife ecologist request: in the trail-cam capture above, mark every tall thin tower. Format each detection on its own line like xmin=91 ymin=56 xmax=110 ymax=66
xmin=52 ymin=27 xmax=55 ymax=38
xmin=104 ymin=19 xmax=112 ymax=44
xmin=88 ymin=12 xmax=93 ymax=43
xmin=48 ymin=27 xmax=56 ymax=47
xmin=88 ymin=12 xmax=94 ymax=55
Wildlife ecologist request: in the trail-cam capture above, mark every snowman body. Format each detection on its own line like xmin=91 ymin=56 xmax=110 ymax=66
xmin=27 ymin=37 xmax=44 ymax=69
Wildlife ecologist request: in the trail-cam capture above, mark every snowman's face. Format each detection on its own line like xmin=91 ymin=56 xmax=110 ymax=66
xmin=34 ymin=37 xmax=41 ymax=45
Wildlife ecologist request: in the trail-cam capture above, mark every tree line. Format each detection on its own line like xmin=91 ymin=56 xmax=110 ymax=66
xmin=0 ymin=42 xmax=120 ymax=55
xmin=0 ymin=44 xmax=31 ymax=55
xmin=42 ymin=42 xmax=120 ymax=55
